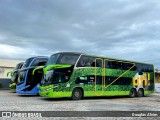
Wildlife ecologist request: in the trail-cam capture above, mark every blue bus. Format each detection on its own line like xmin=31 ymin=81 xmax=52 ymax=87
xmin=16 ymin=56 xmax=48 ymax=95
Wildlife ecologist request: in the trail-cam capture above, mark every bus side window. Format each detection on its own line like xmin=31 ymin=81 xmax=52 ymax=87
xmin=131 ymin=65 xmax=137 ymax=71
xmin=122 ymin=63 xmax=126 ymax=70
xmin=136 ymin=64 xmax=142 ymax=72
xmin=107 ymin=61 xmax=112 ymax=68
xmin=115 ymin=62 xmax=122 ymax=69
xmin=122 ymin=63 xmax=132 ymax=70
xmin=149 ymin=65 xmax=154 ymax=72
xmin=97 ymin=59 xmax=103 ymax=67
xmin=77 ymin=56 xmax=94 ymax=67
xmin=77 ymin=56 xmax=86 ymax=67
xmin=84 ymin=58 xmax=92 ymax=67
xmin=95 ymin=76 xmax=102 ymax=85
xmin=105 ymin=77 xmax=113 ymax=85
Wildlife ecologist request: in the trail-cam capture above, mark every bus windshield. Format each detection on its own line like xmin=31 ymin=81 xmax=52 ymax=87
xmin=22 ymin=58 xmax=34 ymax=68
xmin=15 ymin=64 xmax=20 ymax=70
xmin=46 ymin=53 xmax=80 ymax=66
xmin=17 ymin=70 xmax=27 ymax=85
xmin=58 ymin=54 xmax=79 ymax=65
xmin=46 ymin=54 xmax=60 ymax=66
xmin=15 ymin=62 xmax=24 ymax=70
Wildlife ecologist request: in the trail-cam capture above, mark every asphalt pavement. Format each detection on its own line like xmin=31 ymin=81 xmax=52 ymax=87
xmin=0 ymin=90 xmax=160 ymax=120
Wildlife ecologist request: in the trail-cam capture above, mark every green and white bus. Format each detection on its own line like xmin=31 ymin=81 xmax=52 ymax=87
xmin=38 ymin=52 xmax=154 ymax=100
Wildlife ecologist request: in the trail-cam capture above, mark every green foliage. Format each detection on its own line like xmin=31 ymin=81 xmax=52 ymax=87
xmin=51 ymin=67 xmax=154 ymax=94
xmin=66 ymin=68 xmax=135 ymax=91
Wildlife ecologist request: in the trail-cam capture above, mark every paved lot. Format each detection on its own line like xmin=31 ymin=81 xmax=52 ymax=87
xmin=0 ymin=90 xmax=160 ymax=119
xmin=0 ymin=90 xmax=160 ymax=111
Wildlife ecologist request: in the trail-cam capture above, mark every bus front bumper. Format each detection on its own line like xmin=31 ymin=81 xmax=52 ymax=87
xmin=39 ymin=85 xmax=72 ymax=98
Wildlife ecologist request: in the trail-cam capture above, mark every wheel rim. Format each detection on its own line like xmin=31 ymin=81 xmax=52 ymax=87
xmin=75 ymin=91 xmax=80 ymax=98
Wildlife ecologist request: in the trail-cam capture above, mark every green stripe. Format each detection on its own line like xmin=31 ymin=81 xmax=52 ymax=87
xmin=39 ymin=86 xmax=154 ymax=98
xmin=44 ymin=64 xmax=72 ymax=74
xmin=144 ymin=91 xmax=154 ymax=95
xmin=32 ymin=66 xmax=44 ymax=75
xmin=84 ymin=91 xmax=130 ymax=97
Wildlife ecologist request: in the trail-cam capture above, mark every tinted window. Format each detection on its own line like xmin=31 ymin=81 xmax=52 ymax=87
xmin=122 ymin=63 xmax=134 ymax=70
xmin=105 ymin=76 xmax=132 ymax=85
xmin=136 ymin=64 xmax=154 ymax=72
xmin=15 ymin=62 xmax=24 ymax=70
xmin=106 ymin=60 xmax=135 ymax=71
xmin=31 ymin=58 xmax=48 ymax=67
xmin=22 ymin=58 xmax=34 ymax=68
xmin=17 ymin=70 xmax=27 ymax=85
xmin=53 ymin=72 xmax=66 ymax=83
xmin=58 ymin=54 xmax=79 ymax=65
xmin=95 ymin=76 xmax=102 ymax=85
xmin=106 ymin=61 xmax=122 ymax=69
xmin=18 ymin=63 xmax=24 ymax=69
xmin=11 ymin=72 xmax=18 ymax=83
xmin=46 ymin=54 xmax=60 ymax=65
xmin=77 ymin=55 xmax=103 ymax=67
xmin=41 ymin=66 xmax=74 ymax=85
xmin=94 ymin=59 xmax=103 ymax=67
xmin=77 ymin=56 xmax=93 ymax=67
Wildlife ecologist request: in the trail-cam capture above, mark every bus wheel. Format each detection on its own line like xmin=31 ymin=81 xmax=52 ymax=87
xmin=129 ymin=89 xmax=136 ymax=98
xmin=137 ymin=89 xmax=144 ymax=97
xmin=72 ymin=88 xmax=83 ymax=100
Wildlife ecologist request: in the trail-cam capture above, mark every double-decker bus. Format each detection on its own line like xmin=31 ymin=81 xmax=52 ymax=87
xmin=38 ymin=52 xmax=154 ymax=100
xmin=16 ymin=56 xmax=48 ymax=95
xmin=8 ymin=62 xmax=24 ymax=92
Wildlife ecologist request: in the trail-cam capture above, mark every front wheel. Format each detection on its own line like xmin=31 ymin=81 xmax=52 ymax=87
xmin=71 ymin=88 xmax=83 ymax=100
xmin=129 ymin=89 xmax=136 ymax=98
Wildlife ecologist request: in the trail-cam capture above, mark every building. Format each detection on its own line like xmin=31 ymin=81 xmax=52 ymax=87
xmin=0 ymin=59 xmax=23 ymax=89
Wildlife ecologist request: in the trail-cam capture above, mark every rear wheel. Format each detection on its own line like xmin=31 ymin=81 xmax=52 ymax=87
xmin=71 ymin=88 xmax=83 ymax=100
xmin=129 ymin=89 xmax=136 ymax=98
xmin=137 ymin=89 xmax=144 ymax=97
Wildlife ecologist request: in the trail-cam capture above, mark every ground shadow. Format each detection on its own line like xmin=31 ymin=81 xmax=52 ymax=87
xmin=40 ymin=94 xmax=154 ymax=102
xmin=40 ymin=95 xmax=131 ymax=102
xmin=18 ymin=94 xmax=40 ymax=97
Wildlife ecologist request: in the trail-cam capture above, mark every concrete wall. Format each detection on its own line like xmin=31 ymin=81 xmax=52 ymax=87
xmin=0 ymin=78 xmax=12 ymax=89
xmin=0 ymin=59 xmax=23 ymax=89
xmin=0 ymin=67 xmax=14 ymax=78
xmin=155 ymin=83 xmax=160 ymax=93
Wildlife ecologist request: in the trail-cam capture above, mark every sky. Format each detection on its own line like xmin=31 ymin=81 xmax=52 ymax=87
xmin=0 ymin=0 xmax=160 ymax=69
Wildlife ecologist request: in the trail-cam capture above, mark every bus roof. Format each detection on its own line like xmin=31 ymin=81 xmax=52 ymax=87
xmin=27 ymin=56 xmax=48 ymax=59
xmin=49 ymin=52 xmax=154 ymax=66
xmin=52 ymin=52 xmax=83 ymax=56
xmin=84 ymin=54 xmax=154 ymax=66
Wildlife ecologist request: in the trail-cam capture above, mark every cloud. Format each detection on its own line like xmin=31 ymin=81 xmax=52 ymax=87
xmin=0 ymin=0 xmax=160 ymax=68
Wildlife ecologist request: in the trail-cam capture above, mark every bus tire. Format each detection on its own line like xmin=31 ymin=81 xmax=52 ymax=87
xmin=129 ymin=88 xmax=136 ymax=98
xmin=71 ymin=88 xmax=83 ymax=100
xmin=137 ymin=88 xmax=144 ymax=97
